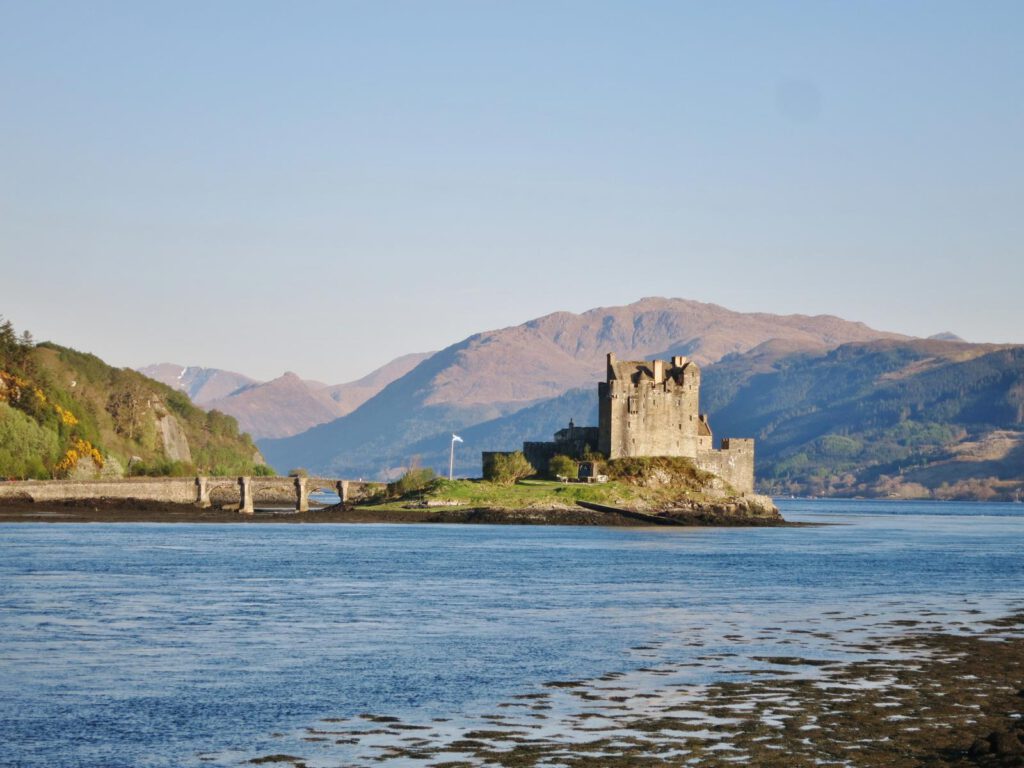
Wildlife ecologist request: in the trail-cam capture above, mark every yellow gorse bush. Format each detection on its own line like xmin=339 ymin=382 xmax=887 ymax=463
xmin=53 ymin=403 xmax=78 ymax=427
xmin=55 ymin=438 xmax=104 ymax=475
xmin=0 ymin=370 xmax=30 ymax=401
xmin=1 ymin=371 xmax=81 ymax=426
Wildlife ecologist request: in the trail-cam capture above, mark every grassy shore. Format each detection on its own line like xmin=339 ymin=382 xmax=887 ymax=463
xmin=364 ymin=478 xmax=704 ymax=511
xmin=356 ymin=476 xmax=784 ymax=525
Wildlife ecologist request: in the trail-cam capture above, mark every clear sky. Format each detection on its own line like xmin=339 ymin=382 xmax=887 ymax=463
xmin=2 ymin=1 xmax=1021 ymax=383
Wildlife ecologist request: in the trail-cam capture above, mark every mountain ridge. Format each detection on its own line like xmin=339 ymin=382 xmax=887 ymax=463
xmin=259 ymin=297 xmax=907 ymax=478
xmin=139 ymin=351 xmax=434 ymax=439
xmin=337 ymin=337 xmax=1024 ymax=500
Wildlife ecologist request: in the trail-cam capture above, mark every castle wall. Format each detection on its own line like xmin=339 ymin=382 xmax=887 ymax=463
xmin=517 ymin=425 xmax=599 ymax=476
xmin=695 ymin=439 xmax=755 ymax=494
xmin=522 ymin=443 xmax=558 ymax=475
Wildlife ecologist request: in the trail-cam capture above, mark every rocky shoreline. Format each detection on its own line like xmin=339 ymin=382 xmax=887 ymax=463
xmin=0 ymin=495 xmax=792 ymax=526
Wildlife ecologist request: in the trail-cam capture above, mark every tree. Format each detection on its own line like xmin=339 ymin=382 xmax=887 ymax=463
xmin=484 ymin=451 xmax=535 ymax=485
xmin=0 ymin=317 xmax=34 ymax=371
xmin=548 ymin=454 xmax=578 ymax=480
xmin=106 ymin=385 xmax=147 ymax=440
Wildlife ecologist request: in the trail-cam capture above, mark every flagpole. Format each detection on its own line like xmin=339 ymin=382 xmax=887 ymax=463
xmin=449 ymin=434 xmax=463 ymax=480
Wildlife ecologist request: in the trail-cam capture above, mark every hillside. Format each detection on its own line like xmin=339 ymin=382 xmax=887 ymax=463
xmin=140 ymin=352 xmax=433 ymax=439
xmin=259 ymin=297 xmax=903 ymax=477
xmin=701 ymin=339 xmax=1024 ymax=500
xmin=0 ymin=319 xmax=268 ymax=479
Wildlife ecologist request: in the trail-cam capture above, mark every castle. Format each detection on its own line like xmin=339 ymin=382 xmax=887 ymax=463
xmin=484 ymin=352 xmax=755 ymax=493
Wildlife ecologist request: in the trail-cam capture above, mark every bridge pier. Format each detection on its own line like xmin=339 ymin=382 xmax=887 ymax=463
xmin=295 ymin=476 xmax=309 ymax=512
xmin=338 ymin=480 xmax=349 ymax=504
xmin=195 ymin=477 xmax=211 ymax=508
xmin=238 ymin=476 xmax=254 ymax=514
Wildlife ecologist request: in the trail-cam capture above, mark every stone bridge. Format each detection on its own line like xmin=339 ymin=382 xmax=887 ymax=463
xmin=0 ymin=476 xmax=384 ymax=514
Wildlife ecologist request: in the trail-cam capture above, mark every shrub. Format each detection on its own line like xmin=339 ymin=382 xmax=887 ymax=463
xmin=206 ymin=409 xmax=240 ymax=438
xmin=548 ymin=454 xmax=578 ymax=480
xmin=0 ymin=402 xmax=59 ymax=478
xmin=126 ymin=458 xmax=196 ymax=477
xmin=288 ymin=468 xmax=309 ymax=477
xmin=483 ymin=451 xmax=535 ymax=485
xmin=252 ymin=464 xmax=276 ymax=476
xmin=605 ymin=456 xmax=711 ymax=489
xmin=389 ymin=466 xmax=437 ymax=496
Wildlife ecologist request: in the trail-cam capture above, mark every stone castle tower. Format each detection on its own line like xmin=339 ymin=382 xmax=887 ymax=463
xmin=598 ymin=353 xmax=710 ymax=458
xmin=483 ymin=352 xmax=756 ymax=494
xmin=598 ymin=353 xmax=754 ymax=493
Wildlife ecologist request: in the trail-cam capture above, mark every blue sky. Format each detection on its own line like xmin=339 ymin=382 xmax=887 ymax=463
xmin=2 ymin=1 xmax=1021 ymax=382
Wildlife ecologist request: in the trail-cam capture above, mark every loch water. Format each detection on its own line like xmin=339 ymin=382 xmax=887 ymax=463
xmin=1 ymin=499 xmax=1023 ymax=767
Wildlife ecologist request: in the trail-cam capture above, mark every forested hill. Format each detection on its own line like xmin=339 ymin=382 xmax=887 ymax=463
xmin=0 ymin=318 xmax=269 ymax=479
xmin=702 ymin=339 xmax=1024 ymax=500
xmin=396 ymin=338 xmax=1024 ymax=500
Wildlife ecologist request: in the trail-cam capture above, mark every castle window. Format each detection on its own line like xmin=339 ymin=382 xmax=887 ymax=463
xmin=628 ymin=396 xmax=639 ymax=414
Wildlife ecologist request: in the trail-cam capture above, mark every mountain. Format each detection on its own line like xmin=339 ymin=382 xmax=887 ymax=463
xmin=322 ymin=352 xmax=435 ymax=415
xmin=700 ymin=339 xmax=1024 ymax=500
xmin=203 ymin=372 xmax=347 ymax=440
xmin=390 ymin=296 xmax=905 ymax=408
xmin=137 ymin=363 xmax=257 ymax=404
xmin=259 ymin=297 xmax=905 ymax=478
xmin=0 ymin=319 xmax=267 ymax=479
xmin=139 ymin=352 xmax=434 ymax=440
xmin=326 ymin=336 xmax=1024 ymax=500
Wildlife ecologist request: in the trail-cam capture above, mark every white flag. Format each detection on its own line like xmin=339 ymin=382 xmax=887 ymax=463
xmin=452 ymin=434 xmax=463 ymax=443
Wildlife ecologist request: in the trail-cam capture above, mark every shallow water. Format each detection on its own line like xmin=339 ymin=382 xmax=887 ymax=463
xmin=1 ymin=499 xmax=1022 ymax=767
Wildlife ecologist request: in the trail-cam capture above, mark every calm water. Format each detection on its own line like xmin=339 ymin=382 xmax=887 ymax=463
xmin=1 ymin=499 xmax=1023 ymax=767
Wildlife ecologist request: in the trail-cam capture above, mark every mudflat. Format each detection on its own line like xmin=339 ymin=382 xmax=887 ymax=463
xmin=245 ymin=614 xmax=1024 ymax=767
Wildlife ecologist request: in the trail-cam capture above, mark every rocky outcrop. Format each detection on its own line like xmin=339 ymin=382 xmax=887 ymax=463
xmin=658 ymin=493 xmax=783 ymax=524
xmin=154 ymin=404 xmax=192 ymax=463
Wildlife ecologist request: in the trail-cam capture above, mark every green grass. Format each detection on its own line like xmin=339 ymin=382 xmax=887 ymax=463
xmin=360 ymin=477 xmax=712 ymax=512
